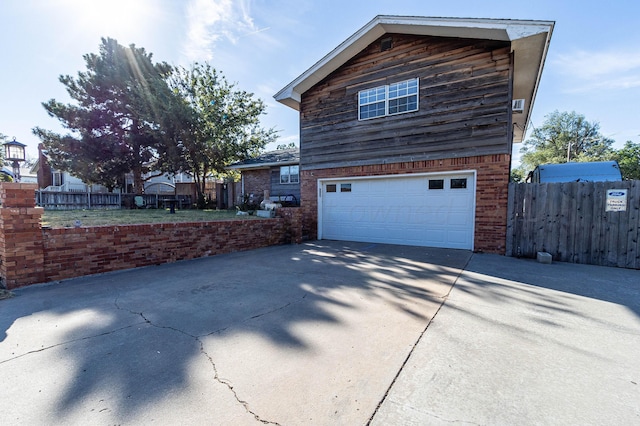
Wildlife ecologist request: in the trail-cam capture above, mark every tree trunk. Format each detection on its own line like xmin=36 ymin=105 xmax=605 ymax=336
xmin=133 ymin=167 xmax=144 ymax=195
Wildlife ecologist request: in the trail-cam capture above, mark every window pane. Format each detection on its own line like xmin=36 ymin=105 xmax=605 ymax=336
xmin=290 ymin=166 xmax=299 ymax=184
xmin=340 ymin=183 xmax=352 ymax=192
xmin=326 ymin=184 xmax=336 ymax=193
xmin=280 ymin=166 xmax=289 ymax=184
xmin=451 ymin=178 xmax=467 ymax=189
xmin=429 ymin=179 xmax=444 ymax=190
xmin=360 ymin=86 xmax=386 ymax=105
xmin=360 ymin=101 xmax=386 ymax=119
xmin=389 ymin=94 xmax=418 ymax=115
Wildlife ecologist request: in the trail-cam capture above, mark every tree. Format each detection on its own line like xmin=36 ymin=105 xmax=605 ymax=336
xmin=33 ymin=38 xmax=180 ymax=193
xmin=614 ymin=141 xmax=640 ymax=180
xmin=0 ymin=133 xmax=10 ymax=182
xmin=510 ymin=168 xmax=526 ymax=183
xmin=276 ymin=142 xmax=297 ymax=150
xmin=170 ymin=63 xmax=277 ymax=208
xmin=519 ymin=111 xmax=615 ymax=173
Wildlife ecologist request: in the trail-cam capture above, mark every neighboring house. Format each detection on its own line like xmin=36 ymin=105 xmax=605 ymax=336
xmin=227 ymin=148 xmax=301 ymax=205
xmin=528 ymin=161 xmax=622 ymax=183
xmin=34 ymin=143 xmax=196 ymax=194
xmin=1 ymin=166 xmax=37 ymax=183
xmin=274 ymin=15 xmax=554 ymax=253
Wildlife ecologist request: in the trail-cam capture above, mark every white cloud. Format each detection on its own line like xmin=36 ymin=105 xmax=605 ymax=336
xmin=552 ymin=48 xmax=640 ymax=92
xmin=184 ymin=0 xmax=258 ymax=61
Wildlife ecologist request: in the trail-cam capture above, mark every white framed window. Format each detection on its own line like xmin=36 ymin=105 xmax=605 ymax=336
xmin=52 ymin=171 xmax=63 ymax=187
xmin=280 ymin=165 xmax=299 ymax=184
xmin=358 ymin=78 xmax=419 ymax=120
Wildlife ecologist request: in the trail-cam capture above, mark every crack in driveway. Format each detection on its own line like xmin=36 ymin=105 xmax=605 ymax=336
xmin=0 ymin=323 xmax=141 ymax=365
xmin=114 ymin=296 xmax=282 ymax=425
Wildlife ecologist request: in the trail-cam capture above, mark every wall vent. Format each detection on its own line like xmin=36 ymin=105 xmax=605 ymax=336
xmin=380 ymin=37 xmax=393 ymax=52
xmin=512 ymin=99 xmax=525 ymax=113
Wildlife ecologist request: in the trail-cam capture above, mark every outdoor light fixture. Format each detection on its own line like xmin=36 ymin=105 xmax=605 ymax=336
xmin=3 ymin=137 xmax=26 ymax=182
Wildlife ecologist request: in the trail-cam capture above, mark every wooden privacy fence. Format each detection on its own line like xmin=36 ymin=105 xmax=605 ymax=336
xmin=35 ymin=191 xmax=194 ymax=210
xmin=506 ymin=181 xmax=640 ymax=269
xmin=36 ymin=191 xmax=123 ymax=209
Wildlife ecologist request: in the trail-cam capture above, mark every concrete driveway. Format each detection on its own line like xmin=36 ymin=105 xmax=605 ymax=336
xmin=1 ymin=241 xmax=638 ymax=425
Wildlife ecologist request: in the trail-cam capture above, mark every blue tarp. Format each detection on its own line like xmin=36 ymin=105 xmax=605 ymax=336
xmin=532 ymin=161 xmax=622 ymax=183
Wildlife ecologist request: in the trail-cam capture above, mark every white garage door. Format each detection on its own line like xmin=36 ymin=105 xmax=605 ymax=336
xmin=319 ymin=173 xmax=475 ymax=249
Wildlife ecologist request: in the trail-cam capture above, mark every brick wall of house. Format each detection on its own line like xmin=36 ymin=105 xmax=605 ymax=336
xmin=0 ymin=182 xmax=303 ymax=289
xmin=242 ymin=169 xmax=271 ymax=201
xmin=300 ymin=154 xmax=511 ymax=253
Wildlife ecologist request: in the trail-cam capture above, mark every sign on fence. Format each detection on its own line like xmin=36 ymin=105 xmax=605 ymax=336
xmin=606 ymin=189 xmax=627 ymax=212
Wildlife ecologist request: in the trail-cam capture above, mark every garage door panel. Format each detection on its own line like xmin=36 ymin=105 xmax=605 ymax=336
xmin=320 ymin=173 xmax=475 ymax=249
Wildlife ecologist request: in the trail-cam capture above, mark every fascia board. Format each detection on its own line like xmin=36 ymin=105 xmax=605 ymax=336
xmin=226 ymin=160 xmax=299 ymax=171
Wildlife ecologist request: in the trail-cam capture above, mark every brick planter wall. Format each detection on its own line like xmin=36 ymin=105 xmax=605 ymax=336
xmin=0 ymin=182 xmax=303 ymax=289
xmin=300 ymin=154 xmax=511 ymax=253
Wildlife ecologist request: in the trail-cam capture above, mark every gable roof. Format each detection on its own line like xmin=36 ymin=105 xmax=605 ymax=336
xmin=274 ymin=15 xmax=554 ymax=143
xmin=227 ymin=148 xmax=300 ymax=170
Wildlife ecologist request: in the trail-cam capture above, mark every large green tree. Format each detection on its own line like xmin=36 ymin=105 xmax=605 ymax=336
xmin=518 ymin=110 xmax=615 ymax=174
xmin=169 ymin=63 xmax=277 ymax=207
xmin=33 ymin=38 xmax=180 ymax=193
xmin=614 ymin=141 xmax=640 ymax=180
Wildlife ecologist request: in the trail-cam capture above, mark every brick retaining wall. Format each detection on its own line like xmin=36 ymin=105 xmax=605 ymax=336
xmin=0 ymin=183 xmax=302 ymax=289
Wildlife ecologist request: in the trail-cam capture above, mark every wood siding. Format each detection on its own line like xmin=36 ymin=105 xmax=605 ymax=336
xmin=270 ymin=169 xmax=301 ymax=201
xmin=300 ymin=34 xmax=513 ymax=170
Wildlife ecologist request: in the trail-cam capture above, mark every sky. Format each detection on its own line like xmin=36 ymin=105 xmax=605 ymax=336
xmin=1 ymin=0 xmax=639 ymax=168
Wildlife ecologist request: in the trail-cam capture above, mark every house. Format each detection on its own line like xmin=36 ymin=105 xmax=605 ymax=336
xmin=34 ymin=143 xmax=201 ymax=197
xmin=528 ymin=161 xmax=622 ymax=183
xmin=274 ymin=15 xmax=554 ymax=253
xmin=227 ymin=148 xmax=301 ymax=205
xmin=1 ymin=165 xmax=37 ymax=183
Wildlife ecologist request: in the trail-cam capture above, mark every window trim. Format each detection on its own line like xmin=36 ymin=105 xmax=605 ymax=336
xmin=358 ymin=78 xmax=419 ymax=120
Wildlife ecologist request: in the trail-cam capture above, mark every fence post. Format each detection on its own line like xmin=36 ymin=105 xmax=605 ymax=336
xmin=0 ymin=183 xmax=45 ymax=289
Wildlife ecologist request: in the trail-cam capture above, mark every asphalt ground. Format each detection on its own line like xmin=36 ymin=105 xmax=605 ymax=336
xmin=1 ymin=241 xmax=638 ymax=425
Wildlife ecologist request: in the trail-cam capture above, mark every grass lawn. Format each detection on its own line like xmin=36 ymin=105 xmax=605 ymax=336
xmin=42 ymin=208 xmax=256 ymax=228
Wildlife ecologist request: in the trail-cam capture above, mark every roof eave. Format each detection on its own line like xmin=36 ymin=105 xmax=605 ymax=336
xmin=226 ymin=159 xmax=299 ymax=171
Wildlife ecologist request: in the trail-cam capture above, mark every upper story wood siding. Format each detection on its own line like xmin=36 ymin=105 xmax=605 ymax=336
xmin=299 ymin=34 xmax=513 ymax=170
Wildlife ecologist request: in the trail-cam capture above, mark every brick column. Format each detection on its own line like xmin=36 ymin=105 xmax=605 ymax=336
xmin=0 ymin=183 xmax=45 ymax=289
xmin=276 ymin=207 xmax=303 ymax=244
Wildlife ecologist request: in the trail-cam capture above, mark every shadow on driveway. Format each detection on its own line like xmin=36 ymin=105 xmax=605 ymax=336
xmin=370 ymin=252 xmax=640 ymax=425
xmin=0 ymin=241 xmax=470 ymax=424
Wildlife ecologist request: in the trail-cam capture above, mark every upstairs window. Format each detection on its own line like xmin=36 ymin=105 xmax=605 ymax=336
xmin=280 ymin=165 xmax=299 ymax=184
xmin=358 ymin=78 xmax=419 ymax=120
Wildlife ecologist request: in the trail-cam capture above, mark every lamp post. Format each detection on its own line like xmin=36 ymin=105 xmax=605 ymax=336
xmin=3 ymin=138 xmax=26 ymax=182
